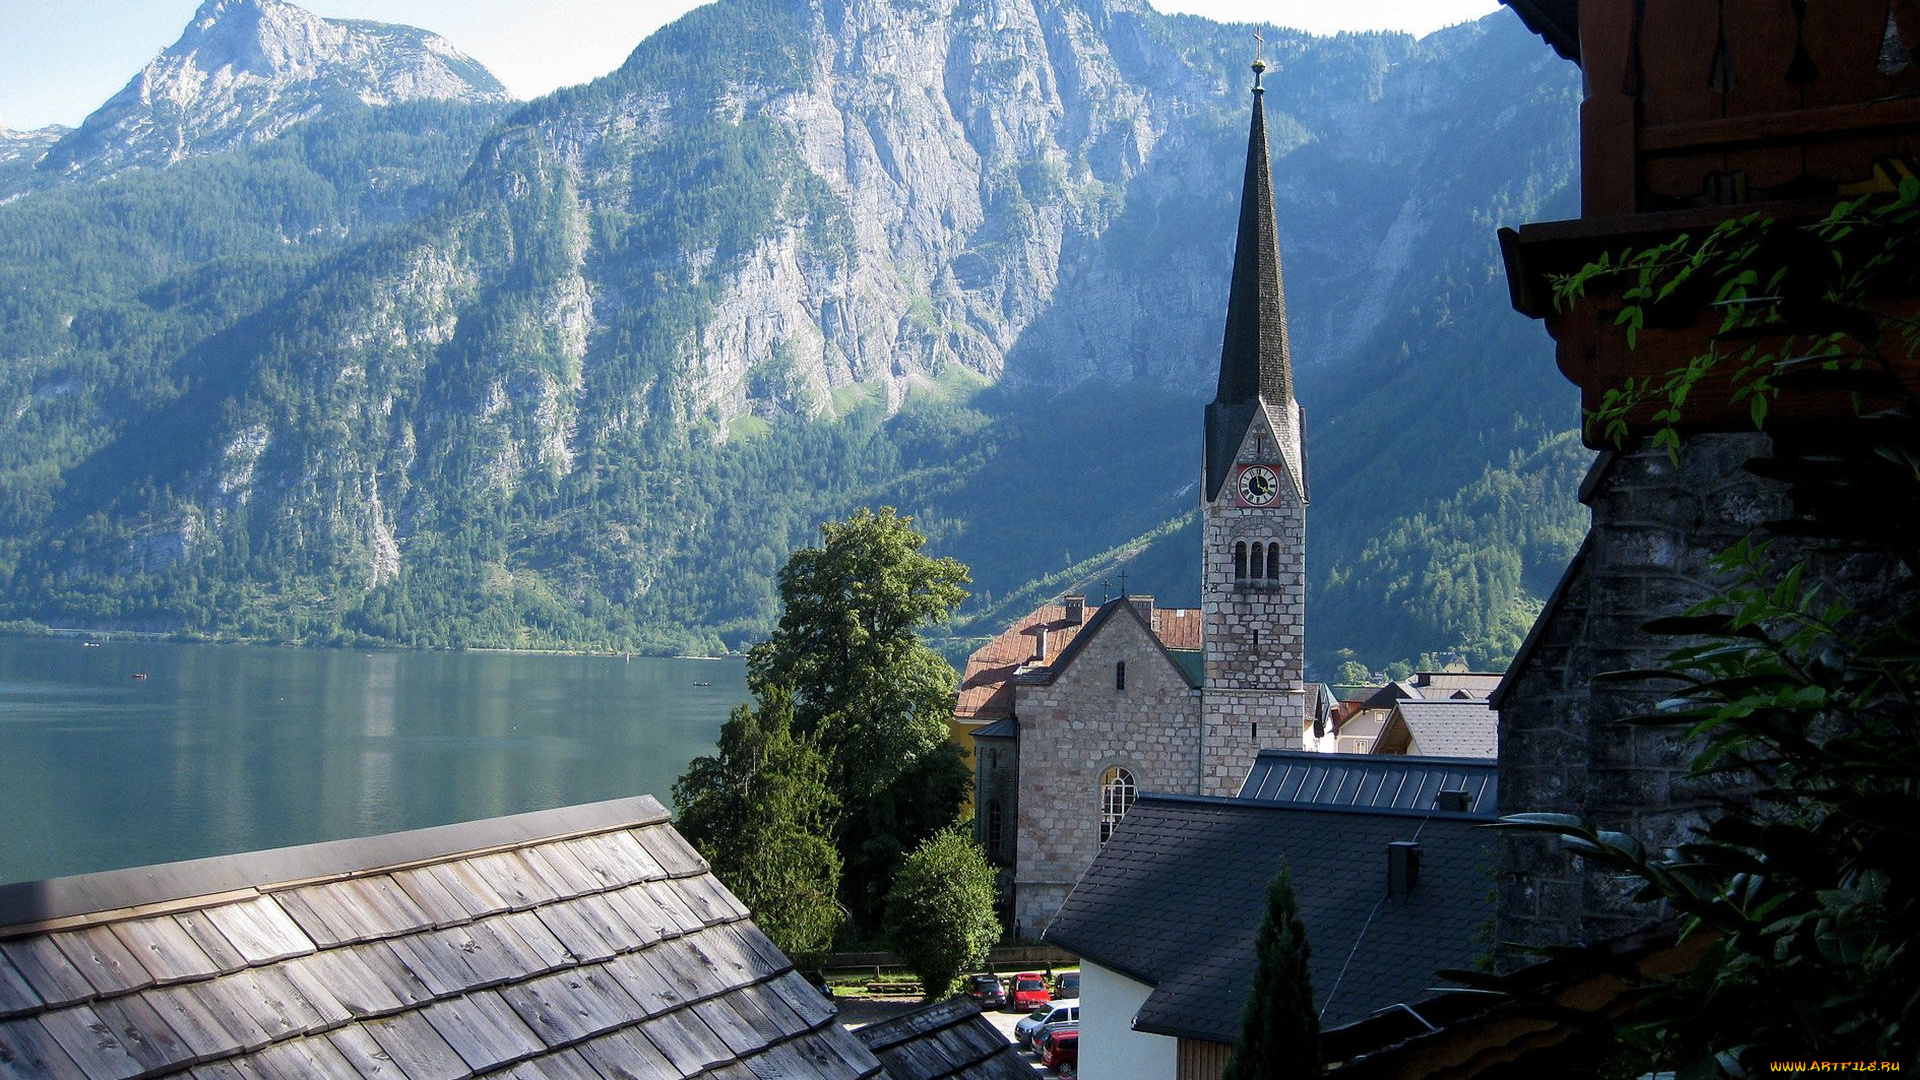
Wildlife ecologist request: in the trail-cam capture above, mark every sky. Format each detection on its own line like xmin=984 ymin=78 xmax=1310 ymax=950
xmin=0 ymin=0 xmax=1501 ymax=131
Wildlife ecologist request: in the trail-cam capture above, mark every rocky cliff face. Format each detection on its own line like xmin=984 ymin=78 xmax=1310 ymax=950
xmin=0 ymin=0 xmax=1583 ymax=660
xmin=27 ymin=0 xmax=510 ymax=185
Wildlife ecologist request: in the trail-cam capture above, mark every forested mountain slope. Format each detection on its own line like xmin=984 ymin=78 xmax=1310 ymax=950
xmin=0 ymin=0 xmax=1584 ymax=673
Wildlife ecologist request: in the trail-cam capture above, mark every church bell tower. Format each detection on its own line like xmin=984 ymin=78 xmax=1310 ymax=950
xmin=1199 ymin=54 xmax=1307 ymax=794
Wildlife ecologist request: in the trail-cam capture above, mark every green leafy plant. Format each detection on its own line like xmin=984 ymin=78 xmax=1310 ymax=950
xmin=882 ymin=829 xmax=1001 ymax=1002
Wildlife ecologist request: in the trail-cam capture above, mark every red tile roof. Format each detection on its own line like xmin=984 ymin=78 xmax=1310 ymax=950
xmin=956 ymin=599 xmax=1201 ymax=721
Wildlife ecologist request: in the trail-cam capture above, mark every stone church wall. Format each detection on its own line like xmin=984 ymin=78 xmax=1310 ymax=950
xmin=1011 ymin=608 xmax=1202 ymax=937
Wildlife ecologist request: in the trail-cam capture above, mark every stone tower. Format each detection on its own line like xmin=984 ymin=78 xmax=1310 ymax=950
xmin=1199 ymin=61 xmax=1307 ymax=795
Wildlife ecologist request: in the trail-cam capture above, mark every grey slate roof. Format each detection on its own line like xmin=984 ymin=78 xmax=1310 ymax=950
xmin=0 ymin=796 xmax=884 ymax=1080
xmin=970 ymin=717 xmax=1018 ymax=740
xmin=1236 ymin=750 xmax=1497 ymax=815
xmin=1391 ymin=700 xmax=1498 ymax=759
xmin=852 ymin=998 xmax=1030 ymax=1080
xmin=1044 ymin=793 xmax=1496 ymax=1040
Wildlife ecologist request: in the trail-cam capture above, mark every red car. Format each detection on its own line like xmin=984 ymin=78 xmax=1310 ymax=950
xmin=1039 ymin=1027 xmax=1079 ymax=1070
xmin=1008 ymin=972 xmax=1051 ymax=1012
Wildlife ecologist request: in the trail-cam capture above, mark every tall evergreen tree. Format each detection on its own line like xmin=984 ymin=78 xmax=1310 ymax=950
xmin=1224 ymin=859 xmax=1320 ymax=1080
xmin=670 ymin=686 xmax=842 ymax=966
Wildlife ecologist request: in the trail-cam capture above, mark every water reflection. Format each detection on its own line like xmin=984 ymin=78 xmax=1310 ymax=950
xmin=0 ymin=639 xmax=744 ymax=884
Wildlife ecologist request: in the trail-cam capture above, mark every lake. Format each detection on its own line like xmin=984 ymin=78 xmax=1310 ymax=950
xmin=0 ymin=637 xmax=746 ymax=885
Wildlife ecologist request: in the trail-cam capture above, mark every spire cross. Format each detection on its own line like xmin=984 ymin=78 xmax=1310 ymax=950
xmin=1252 ymin=29 xmax=1267 ymax=89
xmin=1119 ymin=569 xmax=1130 ymax=597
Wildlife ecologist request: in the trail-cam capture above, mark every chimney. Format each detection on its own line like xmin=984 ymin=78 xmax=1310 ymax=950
xmin=1064 ymin=595 xmax=1085 ymax=625
xmin=1032 ymin=627 xmax=1049 ymax=661
xmin=1434 ymin=788 xmax=1471 ymax=813
xmin=1128 ymin=594 xmax=1154 ymax=619
xmin=1386 ymin=841 xmax=1421 ymax=898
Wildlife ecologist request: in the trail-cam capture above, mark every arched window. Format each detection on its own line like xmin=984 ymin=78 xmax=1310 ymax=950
xmin=1248 ymin=542 xmax=1264 ymax=579
xmin=987 ymin=800 xmax=1004 ymax=854
xmin=1100 ymin=767 xmax=1137 ymax=844
xmin=1233 ymin=542 xmax=1247 ymax=579
xmin=1115 ymin=661 xmax=1126 ymax=690
xmin=1266 ymin=543 xmax=1281 ymax=579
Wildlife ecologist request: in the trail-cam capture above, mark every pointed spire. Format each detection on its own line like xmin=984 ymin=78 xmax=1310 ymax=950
xmin=1204 ymin=57 xmax=1298 ymax=502
xmin=1215 ymin=62 xmax=1294 ymax=410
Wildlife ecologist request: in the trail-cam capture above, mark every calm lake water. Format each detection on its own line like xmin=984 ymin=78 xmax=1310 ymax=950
xmin=0 ymin=637 xmax=746 ymax=885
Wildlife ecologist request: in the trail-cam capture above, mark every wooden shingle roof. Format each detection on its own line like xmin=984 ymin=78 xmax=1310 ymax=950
xmin=852 ymin=998 xmax=1030 ymax=1080
xmin=0 ymin=796 xmax=884 ymax=1080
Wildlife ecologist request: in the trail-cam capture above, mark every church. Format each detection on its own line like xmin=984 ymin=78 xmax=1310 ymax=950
xmin=964 ymin=62 xmax=1317 ymax=937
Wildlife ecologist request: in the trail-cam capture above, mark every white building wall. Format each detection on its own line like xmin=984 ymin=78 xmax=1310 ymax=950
xmin=1078 ymin=962 xmax=1177 ymax=1080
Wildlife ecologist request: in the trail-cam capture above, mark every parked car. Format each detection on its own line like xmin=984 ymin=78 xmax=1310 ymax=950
xmin=1039 ymin=1027 xmax=1080 ymax=1071
xmin=1015 ymin=1000 xmax=1079 ymax=1049
xmin=1052 ymin=970 xmax=1079 ymax=999
xmin=965 ymin=973 xmax=1007 ymax=1009
xmin=1008 ymin=972 xmax=1051 ymax=1012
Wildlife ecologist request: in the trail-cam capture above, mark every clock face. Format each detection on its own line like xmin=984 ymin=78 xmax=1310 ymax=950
xmin=1239 ymin=464 xmax=1279 ymax=506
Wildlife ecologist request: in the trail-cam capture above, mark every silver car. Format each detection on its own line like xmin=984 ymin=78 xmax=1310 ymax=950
xmin=1014 ymin=999 xmax=1079 ymax=1049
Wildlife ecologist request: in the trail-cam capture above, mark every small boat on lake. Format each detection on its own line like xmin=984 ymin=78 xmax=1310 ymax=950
xmin=692 ymin=681 xmax=712 ymax=687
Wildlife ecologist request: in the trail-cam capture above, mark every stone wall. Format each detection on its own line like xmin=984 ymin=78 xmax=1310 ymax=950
xmin=1496 ymin=433 xmax=1905 ymax=955
xmin=1010 ymin=606 xmax=1203 ymax=937
xmin=973 ymin=733 xmax=1020 ymax=867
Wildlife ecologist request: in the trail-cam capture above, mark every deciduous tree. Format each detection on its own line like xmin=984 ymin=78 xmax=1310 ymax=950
xmin=883 ymin=829 xmax=1001 ymax=1002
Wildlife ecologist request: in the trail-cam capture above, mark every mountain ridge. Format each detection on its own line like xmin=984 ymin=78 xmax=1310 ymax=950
xmin=0 ymin=0 xmax=1587 ymax=673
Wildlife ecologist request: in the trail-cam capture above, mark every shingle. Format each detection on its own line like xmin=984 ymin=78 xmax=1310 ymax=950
xmin=333 ymin=942 xmax=435 ymax=1013
xmin=388 ymin=865 xmax=474 ymax=928
xmin=422 ymin=861 xmax=515 ymax=919
xmin=491 ymin=1046 xmax=604 ymax=1080
xmin=222 ymin=967 xmax=331 ymax=1041
xmin=553 ymin=833 xmax=664 ymax=889
xmin=86 ymin=993 xmax=197 ymax=1074
xmin=491 ymin=913 xmax=574 ymax=975
xmin=529 ymin=900 xmax=619 ymax=964
xmin=634 ymin=882 xmax=702 ymax=937
xmin=201 ymin=899 xmax=314 ymax=964
xmin=497 ymin=966 xmax=642 ymax=1046
xmin=572 ymin=1025 xmax=683 ymax=1080
xmin=107 ymin=917 xmax=220 ymax=984
xmin=0 ymin=955 xmax=41 ymax=1018
xmin=0 ymin=938 xmax=96 ymax=1007
xmin=360 ymin=1011 xmax=471 ymax=1080
xmin=629 ymin=827 xmax=705 ymax=878
xmin=170 ymin=912 xmax=249 ymax=974
xmin=0 ymin=1016 xmax=87 ymax=1080
xmin=140 ymin=982 xmax=248 ymax=1060
xmin=598 ymin=953 xmax=685 ymax=1019
xmin=635 ymin=1011 xmax=732 ymax=1076
xmin=519 ymin=846 xmax=602 ymax=897
xmin=37 ymin=1004 xmax=147 ymax=1080
xmin=245 ymin=1034 xmax=362 ymax=1080
xmin=464 ymin=852 xmax=562 ymax=911
xmin=50 ymin=926 xmax=154 ymax=998
xmin=419 ymin=991 xmax=543 ymax=1072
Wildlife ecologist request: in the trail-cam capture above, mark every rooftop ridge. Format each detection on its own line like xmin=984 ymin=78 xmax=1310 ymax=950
xmin=0 ymin=795 xmax=671 ymax=933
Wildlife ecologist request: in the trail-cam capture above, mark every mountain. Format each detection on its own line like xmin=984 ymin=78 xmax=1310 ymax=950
xmin=0 ymin=0 xmax=1585 ymax=672
xmin=0 ymin=124 xmax=66 ymax=197
xmin=20 ymin=0 xmax=509 ymax=189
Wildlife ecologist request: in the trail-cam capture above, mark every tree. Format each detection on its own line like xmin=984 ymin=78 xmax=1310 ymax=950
xmin=883 ymin=829 xmax=1001 ymax=1002
xmin=671 ymin=686 xmax=842 ymax=966
xmin=748 ymin=506 xmax=972 ymax=928
xmin=1223 ymin=859 xmax=1320 ymax=1080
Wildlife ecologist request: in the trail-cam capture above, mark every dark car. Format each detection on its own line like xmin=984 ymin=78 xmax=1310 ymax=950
xmin=965 ymin=973 xmax=1007 ymax=1008
xmin=1039 ymin=1027 xmax=1080 ymax=1071
xmin=1052 ymin=970 xmax=1079 ymax=999
xmin=1008 ymin=972 xmax=1051 ymax=1012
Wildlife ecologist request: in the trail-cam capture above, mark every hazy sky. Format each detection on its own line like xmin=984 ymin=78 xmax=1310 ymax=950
xmin=0 ymin=0 xmax=1501 ymax=131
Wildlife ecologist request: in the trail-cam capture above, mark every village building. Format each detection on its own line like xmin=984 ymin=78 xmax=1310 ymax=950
xmin=967 ymin=56 xmax=1320 ymax=939
xmin=0 ymin=796 xmax=888 ymax=1079
xmin=1045 ymin=751 xmax=1499 ymax=1080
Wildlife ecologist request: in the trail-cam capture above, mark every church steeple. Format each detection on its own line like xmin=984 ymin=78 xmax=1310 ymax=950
xmin=1204 ymin=61 xmax=1297 ymax=503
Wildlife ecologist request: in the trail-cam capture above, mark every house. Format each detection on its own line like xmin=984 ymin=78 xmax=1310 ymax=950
xmin=1310 ymin=673 xmax=1501 ymax=757
xmin=1372 ymin=699 xmax=1497 ymax=759
xmin=1495 ymin=0 xmax=1920 ymax=953
xmin=970 ymin=50 xmax=1315 ymax=938
xmin=1044 ymin=770 xmax=1497 ymax=1080
xmin=0 ymin=796 xmax=886 ymax=1079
